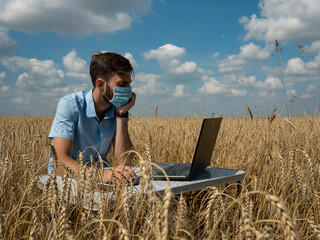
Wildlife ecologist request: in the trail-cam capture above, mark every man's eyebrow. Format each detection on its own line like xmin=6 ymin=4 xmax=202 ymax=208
xmin=118 ymin=79 xmax=131 ymax=84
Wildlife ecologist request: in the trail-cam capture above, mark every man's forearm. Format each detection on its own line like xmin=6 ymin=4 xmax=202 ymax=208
xmin=54 ymin=154 xmax=83 ymax=176
xmin=115 ymin=117 xmax=134 ymax=165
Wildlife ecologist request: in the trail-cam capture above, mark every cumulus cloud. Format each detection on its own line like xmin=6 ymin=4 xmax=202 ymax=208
xmin=12 ymin=97 xmax=29 ymax=104
xmin=170 ymin=61 xmax=197 ymax=74
xmin=256 ymin=77 xmax=282 ymax=89
xmin=0 ymin=71 xmax=11 ymax=94
xmin=239 ymin=76 xmax=257 ymax=88
xmin=310 ymin=41 xmax=320 ymax=53
xmin=238 ymin=75 xmax=283 ymax=90
xmin=62 ymin=50 xmax=89 ymax=81
xmin=0 ymin=27 xmax=17 ymax=55
xmin=231 ymin=89 xmax=247 ymax=96
xmin=143 ymin=44 xmax=186 ymax=68
xmin=301 ymin=93 xmax=312 ymax=99
xmin=198 ymin=76 xmax=227 ymax=95
xmin=0 ymin=85 xmax=10 ymax=93
xmin=124 ymin=52 xmax=139 ymax=68
xmin=239 ymin=42 xmax=270 ymax=59
xmin=0 ymin=71 xmax=5 ymax=83
xmin=287 ymin=89 xmax=296 ymax=96
xmin=301 ymin=84 xmax=318 ymax=99
xmin=218 ymin=42 xmax=271 ymax=73
xmin=240 ymin=0 xmax=320 ymax=42
xmin=210 ymin=52 xmax=220 ymax=58
xmin=0 ymin=0 xmax=151 ymax=35
xmin=306 ymin=84 xmax=316 ymax=92
xmin=172 ymin=84 xmax=189 ymax=98
xmin=218 ymin=55 xmax=246 ymax=73
xmin=132 ymin=72 xmax=168 ymax=95
xmin=284 ymin=57 xmax=320 ymax=82
xmin=1 ymin=56 xmax=66 ymax=91
xmin=143 ymin=44 xmax=209 ymax=82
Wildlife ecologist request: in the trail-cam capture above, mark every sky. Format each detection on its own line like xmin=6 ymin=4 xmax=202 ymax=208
xmin=0 ymin=0 xmax=319 ymax=117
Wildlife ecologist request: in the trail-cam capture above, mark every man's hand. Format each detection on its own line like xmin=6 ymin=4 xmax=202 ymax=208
xmin=102 ymin=165 xmax=137 ymax=184
xmin=117 ymin=92 xmax=136 ymax=114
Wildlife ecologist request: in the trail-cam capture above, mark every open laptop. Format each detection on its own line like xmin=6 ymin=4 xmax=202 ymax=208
xmin=152 ymin=117 xmax=222 ymax=181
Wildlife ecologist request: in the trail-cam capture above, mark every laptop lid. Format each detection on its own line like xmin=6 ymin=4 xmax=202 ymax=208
xmin=152 ymin=117 xmax=222 ymax=180
xmin=187 ymin=117 xmax=222 ymax=179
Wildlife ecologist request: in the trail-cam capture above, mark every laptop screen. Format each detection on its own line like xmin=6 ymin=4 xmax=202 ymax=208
xmin=189 ymin=118 xmax=222 ymax=178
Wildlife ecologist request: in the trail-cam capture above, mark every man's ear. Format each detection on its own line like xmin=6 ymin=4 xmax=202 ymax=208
xmin=95 ymin=78 xmax=105 ymax=90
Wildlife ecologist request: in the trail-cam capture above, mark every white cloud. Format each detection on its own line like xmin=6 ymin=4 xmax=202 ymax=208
xmin=0 ymin=0 xmax=151 ymax=35
xmin=124 ymin=52 xmax=139 ymax=68
xmin=230 ymin=89 xmax=247 ymax=96
xmin=241 ymin=0 xmax=320 ymax=42
xmin=0 ymin=27 xmax=17 ymax=55
xmin=258 ymin=77 xmax=282 ymax=89
xmin=170 ymin=61 xmax=197 ymax=74
xmin=285 ymin=58 xmax=308 ymax=75
xmin=239 ymin=76 xmax=257 ymax=88
xmin=62 ymin=50 xmax=89 ymax=81
xmin=258 ymin=91 xmax=269 ymax=97
xmin=306 ymin=84 xmax=316 ymax=92
xmin=172 ymin=84 xmax=188 ymax=98
xmin=218 ymin=55 xmax=246 ymax=73
xmin=239 ymin=75 xmax=282 ymax=90
xmin=218 ymin=42 xmax=271 ymax=73
xmin=239 ymin=42 xmax=270 ymax=60
xmin=310 ymin=41 xmax=320 ymax=53
xmin=12 ymin=97 xmax=29 ymax=104
xmin=0 ymin=85 xmax=10 ymax=92
xmin=301 ymin=93 xmax=312 ymax=99
xmin=0 ymin=71 xmax=10 ymax=93
xmin=287 ymin=89 xmax=296 ymax=96
xmin=132 ymin=72 xmax=167 ymax=95
xmin=40 ymin=83 xmax=88 ymax=98
xmin=1 ymin=56 xmax=66 ymax=90
xmin=143 ymin=44 xmax=210 ymax=82
xmin=210 ymin=52 xmax=220 ymax=58
xmin=284 ymin=57 xmax=320 ymax=82
xmin=199 ymin=76 xmax=227 ymax=95
xmin=0 ymin=71 xmax=5 ymax=82
xmin=143 ymin=44 xmax=186 ymax=67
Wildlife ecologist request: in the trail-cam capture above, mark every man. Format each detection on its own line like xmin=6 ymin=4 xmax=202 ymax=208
xmin=48 ymin=51 xmax=137 ymax=183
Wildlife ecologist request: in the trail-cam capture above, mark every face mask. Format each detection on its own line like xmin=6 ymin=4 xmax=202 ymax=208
xmin=104 ymin=86 xmax=132 ymax=108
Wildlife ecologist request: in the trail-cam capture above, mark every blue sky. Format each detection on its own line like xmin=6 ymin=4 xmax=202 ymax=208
xmin=0 ymin=0 xmax=319 ymax=117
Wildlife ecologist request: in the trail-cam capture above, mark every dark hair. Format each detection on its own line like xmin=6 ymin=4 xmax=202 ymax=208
xmin=89 ymin=52 xmax=134 ymax=87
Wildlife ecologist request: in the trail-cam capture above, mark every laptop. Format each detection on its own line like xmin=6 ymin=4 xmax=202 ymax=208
xmin=152 ymin=117 xmax=222 ymax=181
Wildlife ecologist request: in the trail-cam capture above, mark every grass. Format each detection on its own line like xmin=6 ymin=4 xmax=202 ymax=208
xmin=0 ymin=115 xmax=320 ymax=239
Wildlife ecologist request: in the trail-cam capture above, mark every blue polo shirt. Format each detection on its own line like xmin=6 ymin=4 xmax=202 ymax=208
xmin=48 ymin=89 xmax=116 ymax=173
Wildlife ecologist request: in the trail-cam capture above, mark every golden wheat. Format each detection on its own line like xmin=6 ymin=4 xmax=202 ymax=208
xmin=0 ymin=116 xmax=319 ymax=239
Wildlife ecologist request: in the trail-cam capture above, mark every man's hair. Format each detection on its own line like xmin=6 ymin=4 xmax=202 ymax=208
xmin=90 ymin=52 xmax=134 ymax=87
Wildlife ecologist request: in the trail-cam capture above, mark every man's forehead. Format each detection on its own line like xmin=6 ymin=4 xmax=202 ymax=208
xmin=112 ymin=73 xmax=132 ymax=83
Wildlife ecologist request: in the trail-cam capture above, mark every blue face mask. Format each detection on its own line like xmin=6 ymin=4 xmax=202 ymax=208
xmin=105 ymin=86 xmax=132 ymax=108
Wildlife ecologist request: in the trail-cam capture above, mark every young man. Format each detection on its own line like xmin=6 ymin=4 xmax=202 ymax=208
xmin=48 ymin=52 xmax=137 ymax=183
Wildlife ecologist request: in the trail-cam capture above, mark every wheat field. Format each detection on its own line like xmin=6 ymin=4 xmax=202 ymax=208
xmin=0 ymin=115 xmax=319 ymax=239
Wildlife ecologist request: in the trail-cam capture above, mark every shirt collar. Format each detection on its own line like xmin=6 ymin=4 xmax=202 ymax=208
xmin=85 ymin=89 xmax=115 ymax=119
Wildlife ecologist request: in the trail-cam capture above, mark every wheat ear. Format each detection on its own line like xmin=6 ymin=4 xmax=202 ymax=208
xmin=265 ymin=194 xmax=299 ymax=240
xmin=160 ymin=186 xmax=173 ymax=240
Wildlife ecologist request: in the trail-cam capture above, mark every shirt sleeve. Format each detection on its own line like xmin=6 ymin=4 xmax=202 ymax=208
xmin=48 ymin=98 xmax=76 ymax=140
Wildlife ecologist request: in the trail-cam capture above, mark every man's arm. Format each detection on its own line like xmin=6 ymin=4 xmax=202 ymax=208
xmin=114 ymin=117 xmax=134 ymax=165
xmin=53 ymin=137 xmax=135 ymax=183
xmin=52 ymin=137 xmax=80 ymax=175
xmin=113 ymin=93 xmax=136 ymax=166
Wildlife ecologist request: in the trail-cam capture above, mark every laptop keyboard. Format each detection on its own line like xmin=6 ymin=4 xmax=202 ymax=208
xmin=153 ymin=163 xmax=191 ymax=176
